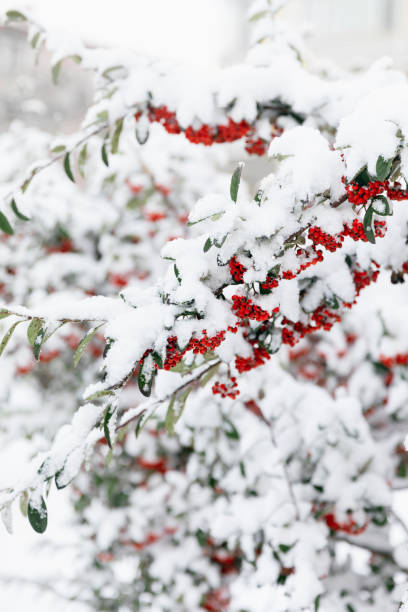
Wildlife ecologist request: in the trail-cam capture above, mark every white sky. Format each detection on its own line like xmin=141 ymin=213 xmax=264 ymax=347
xmin=1 ymin=0 xmax=248 ymax=66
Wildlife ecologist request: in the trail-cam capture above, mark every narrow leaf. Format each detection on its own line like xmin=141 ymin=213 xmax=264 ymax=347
xmin=0 ymin=211 xmax=14 ymax=235
xmin=230 ymin=162 xmax=244 ymax=203
xmin=19 ymin=491 xmax=29 ymax=518
xmin=101 ymin=143 xmax=109 ymax=167
xmin=164 ymin=395 xmax=176 ymax=436
xmin=78 ymin=144 xmax=88 ymax=178
xmin=174 ymin=264 xmax=181 ymax=283
xmin=111 ymin=117 xmax=124 ymax=154
xmin=52 ymin=60 xmax=63 ymax=85
xmin=63 ymin=153 xmax=75 ymax=182
xmin=203 ymin=237 xmax=212 ymax=252
xmin=27 ymin=495 xmax=48 ymax=534
xmin=30 ymin=31 xmax=41 ymax=49
xmin=0 ymin=310 xmax=11 ymax=320
xmin=0 ymin=320 xmax=22 ymax=356
xmin=73 ymin=324 xmax=104 ymax=367
xmin=103 ymin=404 xmax=116 ymax=449
xmin=10 ymin=198 xmax=30 ymax=221
xmin=200 ymin=363 xmax=220 ymax=387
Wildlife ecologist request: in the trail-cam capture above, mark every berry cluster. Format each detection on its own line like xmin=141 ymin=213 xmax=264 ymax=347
xmin=342 ymin=219 xmax=386 ymax=242
xmin=235 ymin=344 xmax=270 ymax=373
xmin=212 ymin=376 xmax=239 ymax=399
xmin=343 ymin=177 xmax=408 ymax=206
xmin=163 ymin=327 xmax=237 ymax=371
xmin=324 ymin=512 xmax=369 ymax=536
xmin=350 ymin=263 xmax=380 ymax=298
xmin=231 ymin=295 xmax=270 ymax=322
xmin=137 ymin=107 xmax=283 ymax=155
xmin=229 ymin=256 xmax=246 ymax=283
xmin=281 ymin=307 xmax=342 ymax=347
xmin=344 ymin=179 xmax=385 ymax=206
xmin=244 ymin=136 xmax=267 ymax=156
xmin=143 ymin=107 xmax=251 ymax=144
xmin=308 ymin=227 xmax=343 ymax=252
xmin=385 ymin=181 xmax=408 ymax=201
xmin=379 ymin=352 xmax=408 ymax=369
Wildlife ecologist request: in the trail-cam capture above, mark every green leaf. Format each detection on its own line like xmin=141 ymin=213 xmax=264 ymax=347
xmin=230 ymin=162 xmax=244 ymax=203
xmin=0 ymin=320 xmax=22 ymax=357
xmin=200 ymin=363 xmax=220 ymax=387
xmin=376 ymin=155 xmax=393 ymax=182
xmin=372 ymin=195 xmax=390 ymax=216
xmin=363 ymin=205 xmax=375 ymax=244
xmin=74 ymin=324 xmax=104 ymax=367
xmin=203 ymin=237 xmax=212 ymax=252
xmin=0 ymin=211 xmax=14 ymax=235
xmin=52 ymin=60 xmax=63 ymax=85
xmin=111 ymin=117 xmax=124 ymax=154
xmin=153 ymin=351 xmax=163 ymax=369
xmin=138 ymin=353 xmax=156 ymax=397
xmin=27 ymin=495 xmax=48 ymax=534
xmin=19 ymin=491 xmax=29 ymax=517
xmin=254 ymin=189 xmax=263 ymax=205
xmin=0 ymin=310 xmax=11 ymax=320
xmin=51 ymin=144 xmax=66 ymax=154
xmin=30 ymin=31 xmax=41 ymax=49
xmin=10 ymin=198 xmax=30 ymax=221
xmin=27 ymin=317 xmax=43 ymax=346
xmin=103 ymin=404 xmax=116 ymax=449
xmin=78 ymin=144 xmax=88 ymax=178
xmin=101 ymin=143 xmax=109 ymax=167
xmin=213 ymin=233 xmax=228 ymax=248
xmin=164 ymin=395 xmax=176 ymax=436
xmin=278 ymin=543 xmax=293 ymax=553
xmin=134 ymin=409 xmax=149 ymax=437
xmin=63 ymin=153 xmax=75 ymax=182
xmin=27 ymin=318 xmax=47 ymax=360
xmin=353 ymin=166 xmax=370 ymax=187
xmin=174 ymin=264 xmax=181 ymax=283
xmin=249 ymin=10 xmax=268 ymax=22
xmin=85 ymin=388 xmax=114 ymax=402
xmin=314 ymin=594 xmax=321 ymax=611
xmin=325 ymin=294 xmax=339 ymax=310
xmin=224 ymin=416 xmax=240 ymax=440
xmin=6 ymin=10 xmax=27 ymax=21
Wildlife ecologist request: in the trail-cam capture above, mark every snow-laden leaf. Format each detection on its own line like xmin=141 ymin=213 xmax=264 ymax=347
xmin=27 ymin=495 xmax=48 ymax=534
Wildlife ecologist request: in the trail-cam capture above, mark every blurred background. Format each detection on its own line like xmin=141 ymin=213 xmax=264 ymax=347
xmin=0 ymin=0 xmax=407 ymax=132
xmin=0 ymin=0 xmax=408 ymax=610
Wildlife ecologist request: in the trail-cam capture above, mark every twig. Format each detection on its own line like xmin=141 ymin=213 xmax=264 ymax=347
xmin=117 ymin=360 xmax=220 ymax=431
